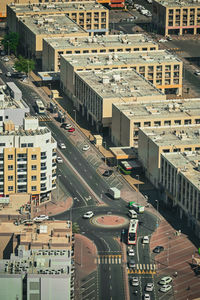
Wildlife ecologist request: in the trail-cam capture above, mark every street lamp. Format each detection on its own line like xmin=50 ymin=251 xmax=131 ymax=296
xmin=73 ymin=109 xmax=76 ymax=123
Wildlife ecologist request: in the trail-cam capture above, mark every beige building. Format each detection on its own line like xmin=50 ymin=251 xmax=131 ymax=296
xmin=1 ymin=0 xmax=40 ymax=19
xmin=73 ymin=68 xmax=165 ymax=131
xmin=0 ymin=117 xmax=57 ymax=199
xmin=112 ymin=98 xmax=200 ymax=147
xmin=60 ymin=50 xmax=182 ymax=96
xmin=160 ymin=151 xmax=200 ymax=238
xmin=138 ymin=125 xmax=200 ymax=188
xmin=43 ymin=34 xmax=158 ymax=72
xmin=7 ymin=1 xmax=109 ymax=36
xmin=152 ymin=0 xmax=200 ymax=35
xmin=17 ymin=14 xmax=88 ymax=60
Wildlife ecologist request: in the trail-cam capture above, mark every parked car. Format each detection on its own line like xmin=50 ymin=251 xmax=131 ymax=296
xmin=142 ymin=236 xmax=149 ymax=244
xmin=143 ymin=294 xmax=151 ymax=300
xmin=82 ymin=144 xmax=90 ymax=151
xmin=145 ymin=283 xmax=154 ymax=292
xmin=56 ymin=156 xmax=63 ymax=163
xmin=33 ymin=215 xmax=49 ymax=222
xmin=194 ymin=70 xmax=200 ymax=76
xmin=159 ymin=285 xmax=172 ymax=293
xmin=59 ymin=143 xmax=66 ymax=149
xmin=68 ymin=127 xmax=75 ymax=133
xmin=60 ymin=123 xmax=69 ymax=128
xmin=153 ymin=246 xmax=164 ymax=253
xmin=65 ymin=124 xmax=72 ymax=129
xmin=103 ymin=170 xmax=113 ymax=177
xmin=83 ymin=211 xmax=94 ymax=219
xmin=6 ymin=72 xmax=12 ymax=77
xmin=131 ymin=277 xmax=139 ymax=286
xmin=129 ymin=258 xmax=136 ymax=268
xmin=128 ymin=248 xmax=135 ymax=256
xmin=2 ymin=57 xmax=9 ymax=62
xmin=159 ymin=276 xmax=172 ymax=285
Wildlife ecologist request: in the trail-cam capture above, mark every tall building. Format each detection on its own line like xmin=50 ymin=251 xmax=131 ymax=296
xmin=160 ymin=151 xmax=200 ymax=238
xmin=43 ymin=34 xmax=158 ymax=72
xmin=152 ymin=0 xmax=200 ymax=36
xmin=138 ymin=124 xmax=200 ymax=187
xmin=0 ymin=117 xmax=57 ymax=201
xmin=60 ymin=50 xmax=182 ymax=96
xmin=111 ymin=98 xmax=200 ymax=147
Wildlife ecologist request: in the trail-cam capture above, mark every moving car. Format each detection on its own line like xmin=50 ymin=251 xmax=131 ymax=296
xmin=128 ymin=248 xmax=135 ymax=256
xmin=6 ymin=72 xmax=11 ymax=77
xmin=82 ymin=144 xmax=90 ymax=151
xmin=129 ymin=258 xmax=136 ymax=268
xmin=103 ymin=170 xmax=113 ymax=177
xmin=68 ymin=127 xmax=75 ymax=133
xmin=33 ymin=215 xmax=49 ymax=222
xmin=194 ymin=70 xmax=200 ymax=76
xmin=65 ymin=124 xmax=72 ymax=129
xmin=131 ymin=277 xmax=139 ymax=286
xmin=56 ymin=156 xmax=63 ymax=163
xmin=145 ymin=283 xmax=154 ymax=292
xmin=159 ymin=285 xmax=172 ymax=293
xmin=2 ymin=57 xmax=9 ymax=62
xmin=143 ymin=294 xmax=151 ymax=300
xmin=142 ymin=236 xmax=149 ymax=244
xmin=159 ymin=276 xmax=172 ymax=285
xmin=59 ymin=143 xmax=66 ymax=149
xmin=153 ymin=246 xmax=164 ymax=253
xmin=83 ymin=211 xmax=94 ymax=219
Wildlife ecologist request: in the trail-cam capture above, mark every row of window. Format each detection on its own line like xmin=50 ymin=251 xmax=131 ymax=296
xmin=134 ymin=118 xmax=199 ymax=128
xmin=7 ymin=185 xmax=45 ymax=192
xmin=6 ymin=152 xmax=47 ymax=160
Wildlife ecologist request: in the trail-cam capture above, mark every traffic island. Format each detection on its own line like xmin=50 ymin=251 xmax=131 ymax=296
xmin=91 ymin=215 xmax=129 ymax=228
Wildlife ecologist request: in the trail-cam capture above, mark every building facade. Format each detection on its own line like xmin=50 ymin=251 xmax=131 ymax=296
xmin=111 ymin=98 xmax=200 ymax=147
xmin=43 ymin=34 xmax=158 ymax=72
xmin=0 ymin=117 xmax=57 ymax=199
xmin=152 ymin=0 xmax=200 ymax=35
xmin=138 ymin=125 xmax=200 ymax=188
xmin=160 ymin=152 xmax=200 ymax=238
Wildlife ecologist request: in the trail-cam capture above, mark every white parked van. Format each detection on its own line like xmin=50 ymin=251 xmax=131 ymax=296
xmin=128 ymin=210 xmax=138 ymax=219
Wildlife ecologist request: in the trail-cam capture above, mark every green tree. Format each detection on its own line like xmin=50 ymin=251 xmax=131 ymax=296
xmin=2 ymin=32 xmax=19 ymax=55
xmin=72 ymin=222 xmax=80 ymax=234
xmin=14 ymin=56 xmax=35 ymax=74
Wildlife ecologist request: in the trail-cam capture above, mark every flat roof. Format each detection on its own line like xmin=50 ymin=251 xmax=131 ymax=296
xmin=161 ymin=151 xmax=200 ymax=190
xmin=113 ymin=98 xmax=200 ymax=120
xmin=44 ymin=34 xmax=158 ymax=50
xmin=154 ymin=0 xmax=200 ymax=8
xmin=0 ymin=126 xmax=50 ymax=136
xmin=19 ymin=14 xmax=86 ymax=36
xmin=62 ymin=50 xmax=181 ymax=67
xmin=140 ymin=125 xmax=200 ymax=147
xmin=9 ymin=1 xmax=107 ymax=13
xmin=76 ymin=68 xmax=165 ymax=99
xmin=0 ymin=86 xmax=28 ymax=110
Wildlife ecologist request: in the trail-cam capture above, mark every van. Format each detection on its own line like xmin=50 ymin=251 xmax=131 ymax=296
xmin=128 ymin=209 xmax=138 ymax=219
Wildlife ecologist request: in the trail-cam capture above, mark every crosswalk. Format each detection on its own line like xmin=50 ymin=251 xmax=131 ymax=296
xmin=128 ymin=264 xmax=157 ymax=275
xmin=38 ymin=115 xmax=52 ymax=122
xmin=95 ymin=255 xmax=122 ymax=265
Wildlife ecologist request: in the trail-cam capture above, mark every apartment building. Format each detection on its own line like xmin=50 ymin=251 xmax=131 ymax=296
xmin=111 ymin=98 xmax=200 ymax=147
xmin=138 ymin=125 xmax=200 ymax=188
xmin=0 ymin=117 xmax=57 ymax=199
xmin=60 ymin=50 xmax=182 ymax=97
xmin=152 ymin=0 xmax=200 ymax=35
xmin=17 ymin=14 xmax=88 ymax=60
xmin=160 ymin=151 xmax=200 ymax=238
xmin=73 ymin=68 xmax=165 ymax=131
xmin=7 ymin=2 xmax=109 ymax=36
xmin=43 ymin=34 xmax=158 ymax=72
xmin=0 ymin=220 xmax=74 ymax=299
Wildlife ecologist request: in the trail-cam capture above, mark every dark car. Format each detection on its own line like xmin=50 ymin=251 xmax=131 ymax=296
xmin=103 ymin=170 xmax=113 ymax=177
xmin=11 ymin=72 xmax=27 ymax=79
xmin=153 ymin=246 xmax=164 ymax=253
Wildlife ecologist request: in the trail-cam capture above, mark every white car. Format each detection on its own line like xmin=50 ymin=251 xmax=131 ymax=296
xmin=56 ymin=156 xmax=63 ymax=163
xmin=2 ymin=57 xmax=9 ymax=62
xmin=194 ymin=70 xmax=200 ymax=76
xmin=159 ymin=276 xmax=172 ymax=285
xmin=145 ymin=283 xmax=154 ymax=292
xmin=59 ymin=143 xmax=66 ymax=149
xmin=65 ymin=124 xmax=72 ymax=129
xmin=160 ymin=285 xmax=172 ymax=293
xmin=131 ymin=277 xmax=139 ymax=286
xmin=6 ymin=72 xmax=11 ymax=77
xmin=33 ymin=215 xmax=49 ymax=222
xmin=83 ymin=211 xmax=94 ymax=219
xmin=82 ymin=144 xmax=90 ymax=151
xmin=144 ymin=294 xmax=151 ymax=300
xmin=159 ymin=39 xmax=168 ymax=42
xmin=143 ymin=236 xmax=149 ymax=244
xmin=128 ymin=248 xmax=135 ymax=256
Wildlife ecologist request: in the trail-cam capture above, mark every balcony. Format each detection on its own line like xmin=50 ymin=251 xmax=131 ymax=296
xmin=41 ymin=177 xmax=47 ymax=181
xmin=17 ymin=158 xmax=27 ymax=162
xmin=41 ymin=156 xmax=47 ymax=160
xmin=41 ymin=166 xmax=47 ymax=171
xmin=52 ymin=152 xmax=57 ymax=157
xmin=52 ymin=173 xmax=56 ymax=178
xmin=52 ymin=183 xmax=56 ymax=188
xmin=17 ymin=179 xmax=27 ymax=183
xmin=17 ymin=169 xmax=27 ymax=173
xmin=52 ymin=163 xmax=56 ymax=168
xmin=41 ymin=186 xmax=46 ymax=191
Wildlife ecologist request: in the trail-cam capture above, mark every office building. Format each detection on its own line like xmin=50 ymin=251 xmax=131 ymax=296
xmin=7 ymin=2 xmax=109 ymax=36
xmin=43 ymin=34 xmax=158 ymax=72
xmin=111 ymin=98 xmax=200 ymax=147
xmin=138 ymin=125 xmax=200 ymax=187
xmin=0 ymin=117 xmax=57 ymax=199
xmin=73 ymin=68 xmax=165 ymax=131
xmin=160 ymin=151 xmax=200 ymax=238
xmin=152 ymin=0 xmax=200 ymax=36
xmin=60 ymin=50 xmax=182 ymax=96
xmin=17 ymin=14 xmax=88 ymax=60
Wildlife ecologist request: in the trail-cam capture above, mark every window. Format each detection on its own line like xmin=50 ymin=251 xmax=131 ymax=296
xmin=142 ymin=48 xmax=147 ymax=51
xmin=75 ymin=51 xmax=80 ymax=54
xmin=21 ymin=143 xmax=27 ymax=147
xmin=0 ymin=143 xmax=5 ymax=147
xmin=31 ymin=165 xmax=37 ymax=170
xmin=100 ymin=49 xmax=106 ymax=53
xmin=134 ymin=48 xmax=139 ymax=51
xmin=184 ymin=148 xmax=191 ymax=151
xmin=8 ymin=155 xmax=13 ymax=160
xmin=174 ymin=120 xmax=181 ymax=125
xmin=8 ymin=175 xmax=13 ymax=181
xmin=66 ymin=51 xmax=72 ymax=54
xmin=195 ymin=119 xmax=200 ymax=124
xmin=8 ymin=165 xmax=13 ymax=170
xmin=144 ymin=121 xmax=151 ymax=127
xmin=46 ymin=139 xmax=49 ymax=143
xmin=92 ymin=50 xmax=97 ymax=53
xmin=184 ymin=119 xmax=191 ymax=125
xmin=163 ymin=149 xmax=170 ymax=153
xmin=28 ymin=143 xmax=33 ymax=147
xmin=83 ymin=50 xmax=89 ymax=53
xmin=31 ymin=175 xmax=37 ymax=181
xmin=8 ymin=186 xmax=13 ymax=191
xmin=154 ymin=121 xmax=161 ymax=126
xmin=0 ymin=116 xmax=2 ymax=121
xmin=5 ymin=116 xmax=8 ymax=119
xmin=31 ymin=186 xmax=36 ymax=191
xmin=164 ymin=120 xmax=171 ymax=125
xmin=134 ymin=122 xmax=141 ymax=128
xmin=31 ymin=155 xmax=37 ymax=160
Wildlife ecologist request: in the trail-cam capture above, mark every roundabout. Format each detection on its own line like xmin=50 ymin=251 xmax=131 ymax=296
xmin=91 ymin=214 xmax=129 ymax=228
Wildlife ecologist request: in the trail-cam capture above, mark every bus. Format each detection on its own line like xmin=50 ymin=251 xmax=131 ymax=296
xmin=127 ymin=219 xmax=139 ymax=245
xmin=35 ymin=100 xmax=45 ymax=114
xmin=118 ymin=161 xmax=133 ymax=175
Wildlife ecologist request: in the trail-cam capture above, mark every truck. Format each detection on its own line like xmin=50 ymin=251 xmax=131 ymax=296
xmin=129 ymin=202 xmax=145 ymax=213
xmin=108 ymin=187 xmax=121 ymax=199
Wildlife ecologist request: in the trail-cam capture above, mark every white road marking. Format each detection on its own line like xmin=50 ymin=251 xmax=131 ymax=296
xmin=77 ymin=191 xmax=88 ymax=206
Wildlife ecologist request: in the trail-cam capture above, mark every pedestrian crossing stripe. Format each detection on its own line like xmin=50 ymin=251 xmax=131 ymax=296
xmin=38 ymin=116 xmax=52 ymax=122
xmin=128 ymin=264 xmax=157 ymax=274
xmin=95 ymin=255 xmax=122 ymax=265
